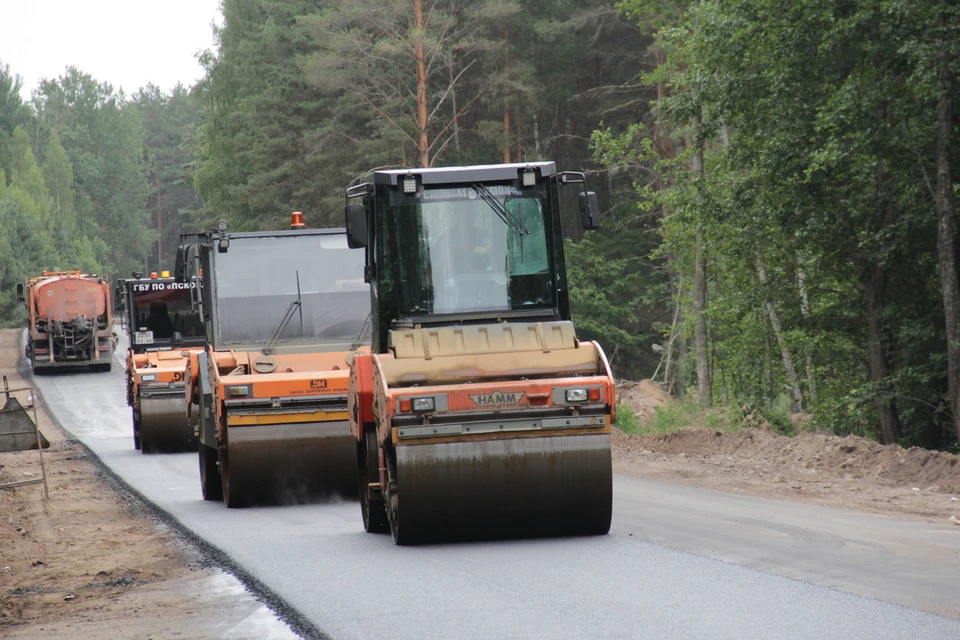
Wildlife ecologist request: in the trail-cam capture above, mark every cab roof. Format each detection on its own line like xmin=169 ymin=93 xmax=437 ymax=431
xmin=372 ymin=162 xmax=557 ymax=186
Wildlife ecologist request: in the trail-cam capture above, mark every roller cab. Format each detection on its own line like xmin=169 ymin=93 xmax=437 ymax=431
xmin=121 ymin=273 xmax=206 ymax=453
xmin=180 ymin=221 xmax=370 ymax=507
xmin=345 ymin=162 xmax=613 ymax=544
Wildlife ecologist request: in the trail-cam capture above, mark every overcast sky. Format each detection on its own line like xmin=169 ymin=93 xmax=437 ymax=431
xmin=0 ymin=0 xmax=222 ymax=99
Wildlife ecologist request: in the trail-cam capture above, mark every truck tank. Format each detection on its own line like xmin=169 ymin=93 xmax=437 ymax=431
xmin=22 ymin=271 xmax=116 ymax=373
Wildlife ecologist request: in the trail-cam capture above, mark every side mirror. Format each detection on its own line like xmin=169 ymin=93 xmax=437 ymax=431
xmin=579 ymin=191 xmax=601 ymax=230
xmin=16 ymin=283 xmax=23 ymax=298
xmin=345 ymin=203 xmax=368 ymax=249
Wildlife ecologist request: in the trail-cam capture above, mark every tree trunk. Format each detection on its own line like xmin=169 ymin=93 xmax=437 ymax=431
xmin=934 ymin=15 xmax=960 ymax=444
xmin=757 ymin=257 xmax=804 ymax=411
xmin=691 ymin=105 xmax=711 ymax=408
xmin=865 ymin=96 xmax=900 ymax=445
xmin=694 ymin=224 xmax=711 ymax=407
xmin=865 ymin=264 xmax=899 ymax=444
xmin=503 ymin=26 xmax=511 ymax=164
xmin=796 ymin=256 xmax=816 ymax=404
xmin=532 ymin=112 xmax=541 ymax=160
xmin=448 ymin=60 xmax=461 ymax=154
xmin=515 ymin=103 xmax=522 ymax=161
xmin=413 ymin=0 xmax=429 ymax=168
xmin=653 ymin=50 xmax=673 ymax=179
xmin=155 ymin=170 xmax=163 ymax=270
xmin=676 ymin=333 xmax=687 ymax=398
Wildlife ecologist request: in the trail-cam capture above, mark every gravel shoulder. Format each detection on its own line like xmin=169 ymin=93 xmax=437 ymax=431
xmin=0 ymin=329 xmax=298 ymax=639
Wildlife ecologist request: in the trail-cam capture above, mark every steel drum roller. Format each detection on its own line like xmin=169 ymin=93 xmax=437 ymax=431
xmin=391 ymin=433 xmax=612 ymax=544
xmin=223 ymin=419 xmax=358 ymax=507
xmin=139 ymin=393 xmax=196 ymax=453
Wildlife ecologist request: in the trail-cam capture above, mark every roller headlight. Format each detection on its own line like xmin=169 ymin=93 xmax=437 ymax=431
xmin=565 ymin=388 xmax=588 ymax=403
xmin=411 ymin=397 xmax=435 ymax=412
xmin=227 ymin=385 xmax=251 ymax=397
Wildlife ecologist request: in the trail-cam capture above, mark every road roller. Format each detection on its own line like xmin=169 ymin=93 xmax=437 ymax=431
xmin=178 ymin=215 xmax=371 ymax=507
xmin=344 ymin=162 xmax=615 ymax=544
xmin=121 ymin=271 xmax=207 ymax=453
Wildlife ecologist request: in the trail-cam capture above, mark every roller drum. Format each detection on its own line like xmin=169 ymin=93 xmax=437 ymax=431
xmin=139 ymin=393 xmax=196 ymax=453
xmin=223 ymin=420 xmax=358 ymax=507
xmin=391 ymin=433 xmax=612 ymax=544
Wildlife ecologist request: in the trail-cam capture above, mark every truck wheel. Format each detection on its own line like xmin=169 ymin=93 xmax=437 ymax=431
xmin=359 ymin=428 xmax=389 ymax=533
xmin=199 ymin=444 xmax=223 ymax=501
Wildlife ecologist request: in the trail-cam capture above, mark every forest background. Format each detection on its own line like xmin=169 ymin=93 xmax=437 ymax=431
xmin=1 ymin=0 xmax=959 ymax=452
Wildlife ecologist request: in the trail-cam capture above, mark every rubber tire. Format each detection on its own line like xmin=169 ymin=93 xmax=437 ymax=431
xmin=387 ymin=479 xmax=406 ymax=545
xmin=199 ymin=444 xmax=223 ymax=501
xmin=385 ymin=448 xmax=410 ymax=545
xmin=220 ymin=447 xmax=247 ymax=508
xmin=359 ymin=428 xmax=389 ymax=533
xmin=132 ymin=408 xmax=141 ymax=451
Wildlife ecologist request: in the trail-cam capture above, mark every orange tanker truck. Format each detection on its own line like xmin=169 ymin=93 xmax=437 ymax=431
xmin=19 ymin=270 xmax=116 ymax=373
xmin=179 ymin=216 xmax=371 ymax=507
xmin=345 ymin=162 xmax=615 ymax=544
xmin=120 ymin=270 xmax=207 ymax=453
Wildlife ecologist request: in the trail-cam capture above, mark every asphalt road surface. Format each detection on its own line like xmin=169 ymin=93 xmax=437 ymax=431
xmin=27 ymin=334 xmax=960 ymax=640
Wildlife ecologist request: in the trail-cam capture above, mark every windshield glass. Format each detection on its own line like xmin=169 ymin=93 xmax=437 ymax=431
xmin=212 ymin=234 xmax=370 ymax=349
xmin=388 ymin=185 xmax=553 ymax=316
xmin=129 ymin=281 xmax=204 ymax=347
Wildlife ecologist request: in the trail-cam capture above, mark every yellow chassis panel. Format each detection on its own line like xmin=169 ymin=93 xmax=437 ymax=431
xmin=226 ymin=410 xmax=350 ymax=426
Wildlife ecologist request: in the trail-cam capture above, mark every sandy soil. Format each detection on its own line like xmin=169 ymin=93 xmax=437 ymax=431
xmin=614 ymin=380 xmax=960 ymax=524
xmin=0 ymin=330 xmax=295 ymax=639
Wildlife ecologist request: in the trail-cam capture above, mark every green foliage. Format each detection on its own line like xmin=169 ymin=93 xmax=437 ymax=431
xmin=195 ymin=0 xmax=650 ymax=234
xmin=0 ymin=64 xmax=183 ymax=325
xmin=644 ymin=398 xmax=737 ymax=435
xmin=566 ymin=232 xmax=663 ymax=378
xmin=33 ymin=68 xmax=152 ymax=276
xmin=194 ymin=0 xmax=343 ymax=231
xmin=601 ymin=0 xmax=960 ymax=451
xmin=131 ymin=84 xmax=204 ymax=270
xmin=615 ymin=401 xmax=641 ymax=435
xmin=0 ymin=142 xmax=56 ymax=324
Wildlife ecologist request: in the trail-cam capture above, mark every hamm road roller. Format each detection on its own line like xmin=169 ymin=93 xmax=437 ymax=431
xmin=121 ymin=271 xmax=206 ymax=453
xmin=20 ymin=271 xmax=115 ymax=373
xmin=180 ymin=217 xmax=371 ymax=507
xmin=345 ymin=162 xmax=615 ymax=544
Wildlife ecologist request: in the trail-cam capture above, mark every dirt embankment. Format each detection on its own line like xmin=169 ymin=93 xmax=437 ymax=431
xmin=0 ymin=329 xmax=291 ymax=639
xmin=614 ymin=380 xmax=960 ymax=523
